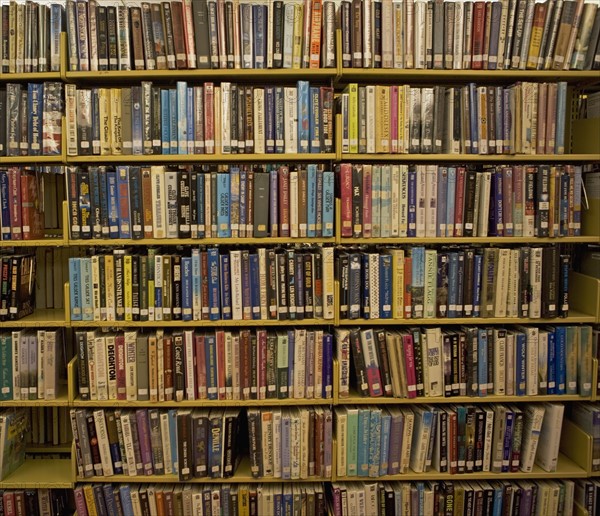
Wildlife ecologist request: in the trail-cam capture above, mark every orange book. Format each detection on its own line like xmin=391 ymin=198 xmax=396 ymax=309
xmin=309 ymin=0 xmax=323 ymax=68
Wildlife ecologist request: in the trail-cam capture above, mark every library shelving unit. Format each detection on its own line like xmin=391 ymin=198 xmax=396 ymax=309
xmin=2 ymin=30 xmax=600 ymax=503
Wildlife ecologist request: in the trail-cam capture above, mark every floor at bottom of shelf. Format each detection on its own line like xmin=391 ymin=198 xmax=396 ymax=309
xmin=0 ymin=458 xmax=73 ymax=488
xmin=335 ymin=454 xmax=587 ymax=482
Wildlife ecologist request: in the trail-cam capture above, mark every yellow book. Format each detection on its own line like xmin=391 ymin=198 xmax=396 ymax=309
xmin=238 ymin=485 xmax=250 ymax=516
xmin=292 ymin=4 xmax=304 ymax=69
xmin=82 ymin=485 xmax=99 ymax=516
xmin=375 ymin=85 xmax=390 ymax=153
xmin=98 ymin=87 xmax=112 ymax=155
xmin=110 ymin=88 xmax=123 ymax=155
xmin=124 ymin=254 xmax=133 ymax=321
xmin=346 ymin=83 xmax=359 ymax=153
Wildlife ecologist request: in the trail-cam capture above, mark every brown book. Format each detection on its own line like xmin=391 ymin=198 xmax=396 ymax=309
xmin=552 ymin=1 xmax=578 ymax=69
xmin=20 ymin=171 xmax=44 ymax=240
xmin=546 ymin=82 xmax=558 ymax=153
xmin=129 ymin=6 xmax=146 ymax=70
xmin=240 ymin=329 xmax=252 ymax=400
xmin=351 ymin=0 xmax=363 ymax=67
xmin=527 ymin=2 xmax=548 ymax=69
xmin=471 ymin=1 xmax=487 ymax=69
xmin=482 ymin=1 xmax=493 ymax=68
xmin=170 ymin=0 xmax=188 ymax=69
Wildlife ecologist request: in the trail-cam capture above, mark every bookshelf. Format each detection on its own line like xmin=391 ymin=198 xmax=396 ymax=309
xmin=1 ymin=10 xmax=599 ymax=512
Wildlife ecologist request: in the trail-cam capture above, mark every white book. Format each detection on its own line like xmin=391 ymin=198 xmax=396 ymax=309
xmin=125 ymin=330 xmax=138 ymax=401
xmin=18 ymin=332 xmax=29 ymax=400
xmin=293 ymin=329 xmax=307 ymax=399
xmin=183 ymin=330 xmax=195 ymax=401
xmin=425 ymin=327 xmax=443 ymax=397
xmin=160 ymin=413 xmax=173 ymax=475
xmin=11 ymin=331 xmax=21 ymax=401
xmin=93 ymin=409 xmax=114 ymax=477
xmin=283 ymin=87 xmax=297 ymax=153
xmin=336 ymin=409 xmax=348 ymax=477
xmin=289 ymin=409 xmax=301 ymax=479
xmin=453 ymin=2 xmax=464 ymax=69
xmin=390 ymin=165 xmax=401 ymax=236
xmin=261 ymin=410 xmax=274 ymax=477
xmin=86 ymin=331 xmax=97 ymax=401
xmin=535 ymin=403 xmax=564 ymax=472
xmin=364 ymin=482 xmax=378 ymax=515
xmin=229 ymin=250 xmax=243 ymax=320
xmin=399 ymin=408 xmax=415 ymax=473
xmin=493 ymin=248 xmax=511 ymax=317
xmin=529 ymin=247 xmax=543 ymax=318
xmin=506 ymin=249 xmax=520 ymax=317
xmin=221 ymin=82 xmax=231 ymax=153
xmin=382 ymin=0 xmax=394 ymax=67
xmin=517 ymin=325 xmax=539 ymax=396
xmin=424 ymin=249 xmax=437 ymax=319
xmin=477 ymin=171 xmax=492 ymax=237
xmin=398 ymin=165 xmax=409 ymax=237
xmin=150 ymin=167 xmax=166 ymax=238
xmin=414 ymin=1 xmax=426 ymax=68
xmin=272 ymin=408 xmax=282 ymax=478
xmin=409 ymin=407 xmax=433 ymax=473
xmin=538 ymin=330 xmax=549 ymax=393
xmin=130 ymin=489 xmax=142 ymax=514
xmin=368 ymin=253 xmax=380 ymax=319
xmin=393 ymin=1 xmax=404 ymax=68
xmin=520 ymin=404 xmax=546 ymax=472
xmin=282 ymin=3 xmax=295 ymax=68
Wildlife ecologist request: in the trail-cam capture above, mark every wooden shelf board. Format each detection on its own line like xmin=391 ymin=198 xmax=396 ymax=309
xmin=5 ymin=309 xmax=67 ymax=327
xmin=69 ymin=318 xmax=334 ymax=328
xmin=338 ymin=236 xmax=600 ymax=245
xmin=0 ymin=459 xmax=73 ymax=489
xmin=338 ymin=310 xmax=596 ymax=325
xmin=0 ymin=72 xmax=62 ymax=82
xmin=25 ymin=444 xmax=72 ymax=454
xmin=76 ymin=456 xmax=330 ymax=484
xmin=72 ymin=397 xmax=334 ymax=408
xmin=0 ymin=392 xmax=69 ymax=407
xmin=335 ymin=454 xmax=587 ymax=482
xmin=340 ymin=153 xmax=600 ymax=162
xmin=338 ymin=69 xmax=600 ymax=84
xmin=66 ymin=153 xmax=336 ymax=164
xmin=340 ymin=394 xmax=592 ymax=405
xmin=68 ymin=237 xmax=336 ymax=246
xmin=0 ymin=155 xmax=64 ymax=165
xmin=0 ymin=237 xmax=66 ymax=248
xmin=64 ymin=68 xmax=337 ymax=81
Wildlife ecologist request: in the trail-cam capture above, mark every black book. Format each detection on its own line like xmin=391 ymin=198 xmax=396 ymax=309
xmin=473 ymin=408 xmax=486 ymax=472
xmin=230 ymin=84 xmax=238 ymax=153
xmin=96 ymin=5 xmax=108 ymax=71
xmin=351 ymin=0 xmax=363 ymax=67
xmin=224 ymin=0 xmax=235 ymax=69
xmin=131 ymin=255 xmax=140 ymax=321
xmin=129 ymin=166 xmax=143 ymax=239
xmin=252 ymin=172 xmax=269 ymax=238
xmin=177 ymin=171 xmax=191 ymax=239
xmin=372 ymin=0 xmax=382 ymax=68
xmin=267 ymin=249 xmax=278 ymax=320
xmin=349 ymin=329 xmax=369 ymax=396
xmin=192 ymin=0 xmax=211 ymax=69
xmin=303 ymin=253 xmax=314 ymax=319
xmin=374 ymin=328 xmax=392 ymax=397
xmin=541 ymin=245 xmax=559 ymax=318
xmin=247 ymin=409 xmax=263 ymax=477
xmin=172 ymin=255 xmax=182 ymax=321
xmin=92 ymin=485 xmax=108 ymax=516
xmin=559 ymin=254 xmax=570 ymax=317
xmin=340 ymin=1 xmax=352 ymax=67
xmin=535 ymin=165 xmax=550 ymax=237
xmin=272 ymin=1 xmax=284 ymax=68
xmin=411 ymin=329 xmax=425 ymax=398
xmin=76 ymin=330 xmax=90 ymax=400
xmin=150 ymin=3 xmax=167 ymax=70
xmin=286 ymin=249 xmax=297 ymax=320
xmin=463 ymin=168 xmax=478 ymax=237
xmin=106 ymin=6 xmax=118 ymax=70
xmin=176 ymin=410 xmax=193 ymax=480
xmin=237 ymin=86 xmax=246 ymax=153
xmin=276 ymin=251 xmax=288 ymax=320
xmin=222 ymin=409 xmax=240 ymax=478
xmin=139 ymin=255 xmax=148 ymax=322
xmin=519 ymin=247 xmax=530 ymax=318
xmin=192 ymin=410 xmax=208 ymax=478
xmin=86 ymin=411 xmax=103 ymax=475
xmin=337 ymin=252 xmax=350 ymax=320
xmin=151 ymin=86 xmax=162 ymax=154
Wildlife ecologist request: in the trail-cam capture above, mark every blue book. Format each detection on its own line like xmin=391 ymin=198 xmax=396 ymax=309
xmin=80 ymin=257 xmax=93 ymax=321
xmin=181 ymin=257 xmax=192 ymax=321
xmin=322 ymin=333 xmax=333 ymax=398
xmin=116 ymin=166 xmax=131 ymax=238
xmin=455 ymin=406 xmax=467 ymax=471
xmin=106 ymin=169 xmax=119 ymax=238
xmin=437 ymin=167 xmax=448 ymax=237
xmin=501 ymin=410 xmax=514 ymax=472
xmin=456 ymin=251 xmax=465 ymax=317
xmin=446 ymin=167 xmax=456 ymax=236
xmin=168 ymin=409 xmax=178 ymax=472
xmin=186 ymin=86 xmax=195 ymax=153
xmin=555 ymin=82 xmax=567 ymax=154
xmin=368 ymin=409 xmax=382 ymax=477
xmin=97 ymin=168 xmax=109 ymax=237
xmin=282 ymin=487 xmax=293 ymax=513
xmin=0 ymin=171 xmax=11 ymax=239
xmin=407 ymin=167 xmax=417 ymax=237
xmin=168 ymin=89 xmax=177 ymax=154
xmin=274 ymin=493 xmax=283 ymax=516
xmin=161 ymin=89 xmax=171 ymax=154
xmin=175 ymin=82 xmax=188 ymax=154
xmin=447 ymin=252 xmax=458 ymax=318
xmin=555 ymin=326 xmax=567 ymax=395
xmin=118 ymin=485 xmax=134 ymax=516
xmin=131 ymin=86 xmax=143 ymax=155
xmin=306 ymin=164 xmax=317 ymax=237
xmin=253 ymin=5 xmax=267 ymax=68
xmin=205 ymin=334 xmax=218 ymax=400
xmin=515 ymin=331 xmax=527 ymax=396
xmin=249 ymin=253 xmax=261 ymax=319
xmin=357 ymin=408 xmax=371 ymax=477
xmin=472 ymin=253 xmax=483 ymax=317
xmin=69 ymin=258 xmax=82 ymax=321
xmin=411 ymin=246 xmax=425 ymax=319
xmin=478 ymin=329 xmax=488 ymax=396
xmin=217 ymin=173 xmax=231 ymax=238
xmin=196 ymin=173 xmax=205 ymax=238
xmin=322 ymin=170 xmax=335 ymax=237
xmin=28 ymin=83 xmax=43 ymax=155
xmin=88 ymin=167 xmax=102 ymax=238
xmin=208 ymin=415 xmax=222 ymax=478
xmin=219 ymin=254 xmax=232 ymax=320
xmin=468 ymin=83 xmax=479 ymax=154
xmin=379 ymin=410 xmax=392 ymax=476
xmin=379 ymin=254 xmax=392 ymax=319
xmin=274 ymin=87 xmax=285 ymax=153
xmin=309 ymin=86 xmax=321 ymax=153
xmin=265 ymin=87 xmax=275 ymax=153
xmin=547 ymin=329 xmax=557 ymax=394
xmin=297 ymin=80 xmax=310 ymax=153
xmin=91 ymin=88 xmax=101 ymax=155
xmin=191 ymin=250 xmax=201 ymax=321
xmin=492 ymin=479 xmax=504 ymax=516
xmin=207 ymin=248 xmax=221 ymax=320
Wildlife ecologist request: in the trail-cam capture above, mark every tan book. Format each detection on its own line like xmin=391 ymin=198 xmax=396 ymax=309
xmin=527 ymin=3 xmax=548 ymax=69
xmin=536 ymin=83 xmax=548 ymax=155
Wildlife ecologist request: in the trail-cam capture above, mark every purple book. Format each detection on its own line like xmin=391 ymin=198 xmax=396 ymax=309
xmin=387 ymin=409 xmax=404 ymax=475
xmin=135 ymin=409 xmax=154 ymax=475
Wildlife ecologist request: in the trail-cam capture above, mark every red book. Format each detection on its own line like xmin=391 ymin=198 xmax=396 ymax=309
xmin=169 ymin=1 xmax=188 ymax=69
xmin=471 ymin=1 xmax=487 ymax=70
xmin=257 ymin=329 xmax=268 ymax=400
xmin=454 ymin=167 xmax=467 ymax=237
xmin=20 ymin=170 xmax=44 ymax=240
xmin=195 ymin=334 xmax=207 ymax=399
xmin=362 ymin=164 xmax=372 ymax=238
xmin=309 ymin=0 xmax=323 ymax=68
xmin=115 ymin=333 xmax=127 ymax=401
xmin=216 ymin=330 xmax=226 ymax=400
xmin=8 ymin=168 xmax=22 ymax=240
xmin=339 ymin=163 xmax=353 ymax=237
xmin=240 ymin=329 xmax=252 ymax=400
xmin=278 ymin=166 xmax=290 ymax=238
xmin=3 ymin=492 xmax=15 ymax=516
xmin=204 ymin=83 xmax=215 ymax=154
xmin=401 ymin=333 xmax=417 ymax=399
xmin=163 ymin=334 xmax=174 ymax=401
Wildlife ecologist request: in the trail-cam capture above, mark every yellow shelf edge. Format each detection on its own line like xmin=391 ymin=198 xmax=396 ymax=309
xmin=65 ymin=153 xmax=337 ymax=164
xmin=72 ymin=397 xmax=334 ymax=408
xmin=339 ymin=394 xmax=593 ymax=405
xmin=67 ymin=237 xmax=337 ymax=246
xmin=339 ymin=153 xmax=600 ymax=162
xmin=338 ymin=236 xmax=600 ymax=245
xmin=0 ymin=459 xmax=73 ymax=489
